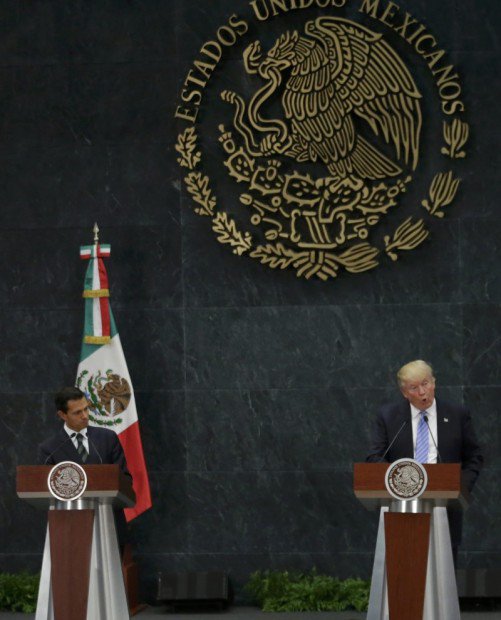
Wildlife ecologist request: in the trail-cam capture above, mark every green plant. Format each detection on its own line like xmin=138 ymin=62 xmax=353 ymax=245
xmin=245 ymin=569 xmax=370 ymax=612
xmin=0 ymin=572 xmax=40 ymax=613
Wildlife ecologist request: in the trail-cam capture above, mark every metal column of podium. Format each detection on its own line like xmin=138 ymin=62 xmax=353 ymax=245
xmin=354 ymin=463 xmax=468 ymax=620
xmin=17 ymin=464 xmax=136 ymax=620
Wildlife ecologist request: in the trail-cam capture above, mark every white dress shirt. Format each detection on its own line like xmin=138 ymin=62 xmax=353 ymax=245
xmin=410 ymin=399 xmax=438 ymax=463
xmin=64 ymin=424 xmax=89 ymax=454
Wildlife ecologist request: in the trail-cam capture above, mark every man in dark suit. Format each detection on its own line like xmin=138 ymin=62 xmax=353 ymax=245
xmin=366 ymin=360 xmax=483 ymax=564
xmin=38 ymin=386 xmax=132 ymax=549
xmin=38 ymin=386 xmax=130 ymax=475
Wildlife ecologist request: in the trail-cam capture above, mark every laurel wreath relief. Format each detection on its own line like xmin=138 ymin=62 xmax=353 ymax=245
xmin=175 ymin=14 xmax=469 ymax=281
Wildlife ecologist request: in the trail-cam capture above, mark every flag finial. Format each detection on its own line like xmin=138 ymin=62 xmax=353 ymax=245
xmin=93 ymin=222 xmax=99 ymax=245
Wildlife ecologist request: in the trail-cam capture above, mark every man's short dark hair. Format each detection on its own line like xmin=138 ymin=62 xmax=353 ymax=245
xmin=55 ymin=387 xmax=86 ymax=413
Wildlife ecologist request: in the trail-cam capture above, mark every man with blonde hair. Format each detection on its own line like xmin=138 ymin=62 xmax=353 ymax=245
xmin=366 ymin=360 xmax=483 ymax=564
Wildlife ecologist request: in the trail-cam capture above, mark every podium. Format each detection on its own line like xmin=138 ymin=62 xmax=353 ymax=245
xmin=17 ymin=464 xmax=135 ymax=620
xmin=354 ymin=463 xmax=468 ymax=620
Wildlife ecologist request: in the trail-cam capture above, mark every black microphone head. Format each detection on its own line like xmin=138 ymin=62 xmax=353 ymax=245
xmin=424 ymin=415 xmax=429 ymax=423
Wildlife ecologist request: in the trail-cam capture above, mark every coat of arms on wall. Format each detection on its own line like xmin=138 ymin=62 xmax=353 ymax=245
xmin=175 ymin=0 xmax=468 ymax=280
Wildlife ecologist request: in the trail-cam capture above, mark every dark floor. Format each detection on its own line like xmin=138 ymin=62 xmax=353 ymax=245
xmin=4 ymin=606 xmax=501 ymax=618
xmin=136 ymin=607 xmax=501 ymax=620
xmin=1 ymin=605 xmax=500 ymax=618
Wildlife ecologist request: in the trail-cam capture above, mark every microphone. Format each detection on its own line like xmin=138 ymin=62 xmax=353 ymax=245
xmin=424 ymin=415 xmax=442 ymax=463
xmin=42 ymin=433 xmax=75 ymax=465
xmin=87 ymin=436 xmax=104 ymax=464
xmin=380 ymin=419 xmax=409 ymax=462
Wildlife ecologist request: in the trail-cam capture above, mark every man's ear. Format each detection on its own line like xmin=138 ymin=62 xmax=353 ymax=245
xmin=57 ymin=410 xmax=67 ymax=423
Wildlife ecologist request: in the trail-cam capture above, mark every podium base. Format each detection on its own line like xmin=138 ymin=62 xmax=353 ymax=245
xmin=36 ymin=500 xmax=130 ymax=620
xmin=367 ymin=502 xmax=460 ymax=620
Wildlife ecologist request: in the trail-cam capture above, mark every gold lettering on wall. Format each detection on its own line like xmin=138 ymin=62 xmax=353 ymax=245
xmin=174 ymin=0 xmax=469 ymax=280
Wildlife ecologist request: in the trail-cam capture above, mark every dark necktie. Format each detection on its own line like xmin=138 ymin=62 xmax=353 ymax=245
xmin=74 ymin=432 xmax=88 ymax=463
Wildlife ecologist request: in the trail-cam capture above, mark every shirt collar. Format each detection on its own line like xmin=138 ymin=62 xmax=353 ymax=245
xmin=410 ymin=399 xmax=437 ymax=419
xmin=64 ymin=424 xmax=87 ymax=438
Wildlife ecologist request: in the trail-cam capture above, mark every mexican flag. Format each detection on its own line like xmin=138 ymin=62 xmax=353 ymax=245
xmin=76 ymin=237 xmax=152 ymax=521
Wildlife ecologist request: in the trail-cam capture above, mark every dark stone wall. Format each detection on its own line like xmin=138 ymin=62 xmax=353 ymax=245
xmin=0 ymin=0 xmax=499 ymax=603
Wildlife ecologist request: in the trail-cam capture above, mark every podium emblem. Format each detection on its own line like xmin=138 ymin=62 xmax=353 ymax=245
xmin=385 ymin=458 xmax=428 ymax=501
xmin=48 ymin=461 xmax=88 ymax=502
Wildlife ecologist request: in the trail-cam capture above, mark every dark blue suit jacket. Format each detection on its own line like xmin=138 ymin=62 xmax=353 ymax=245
xmin=38 ymin=425 xmax=130 ymax=479
xmin=38 ymin=425 xmax=132 ymax=548
xmin=366 ymin=398 xmax=483 ymax=547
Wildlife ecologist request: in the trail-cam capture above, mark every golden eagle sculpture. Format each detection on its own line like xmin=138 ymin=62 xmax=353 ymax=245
xmin=221 ymin=17 xmax=422 ymax=181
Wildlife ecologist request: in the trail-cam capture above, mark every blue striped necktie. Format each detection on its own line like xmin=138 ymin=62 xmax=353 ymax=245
xmin=415 ymin=411 xmax=429 ymax=463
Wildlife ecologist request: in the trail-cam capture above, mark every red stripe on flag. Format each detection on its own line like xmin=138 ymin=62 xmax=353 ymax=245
xmin=97 ymin=257 xmax=109 ymax=289
xmin=99 ymin=296 xmax=111 ymax=336
xmin=119 ymin=421 xmax=152 ymax=522
xmin=97 ymin=257 xmax=110 ymax=336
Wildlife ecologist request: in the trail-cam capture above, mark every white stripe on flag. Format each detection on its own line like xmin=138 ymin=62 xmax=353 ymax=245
xmin=93 ymin=299 xmax=103 ymax=336
xmin=92 ymin=259 xmax=102 ymax=336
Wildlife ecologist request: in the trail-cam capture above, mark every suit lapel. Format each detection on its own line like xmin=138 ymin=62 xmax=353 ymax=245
xmin=86 ymin=426 xmax=102 ymax=464
xmin=399 ymin=401 xmax=414 ymax=457
xmin=435 ymin=399 xmax=451 ymax=458
xmin=86 ymin=427 xmax=95 ymax=463
xmin=58 ymin=429 xmax=81 ymax=462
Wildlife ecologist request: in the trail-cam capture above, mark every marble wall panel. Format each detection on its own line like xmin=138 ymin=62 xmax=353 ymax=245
xmin=186 ymin=387 xmax=391 ymax=472
xmin=185 ymin=304 xmax=463 ymax=390
xmin=462 ymin=551 xmax=501 ymax=570
xmin=112 ymin=308 xmax=185 ymax=391
xmin=0 ymin=554 xmax=42 ymax=575
xmin=452 ymin=0 xmax=500 ymax=52
xmin=0 ymin=392 xmax=52 ymax=473
xmin=460 ymin=220 xmax=501 ymax=303
xmin=463 ymin=387 xmax=501 ymax=470
xmin=187 ymin=471 xmax=377 ymax=554
xmin=104 ymin=225 xmax=182 ymax=309
xmin=0 ymin=228 xmax=80 ymax=309
xmin=461 ymin=470 xmax=501 ymax=551
xmin=0 ymin=224 xmax=182 ymax=309
xmin=0 ymin=493 xmax=46 ymax=555
xmin=463 ymin=304 xmax=501 ymax=386
xmin=0 ymin=62 xmax=179 ymax=148
xmin=49 ymin=0 xmax=181 ymax=65
xmin=0 ymin=392 xmax=52 ymax=555
xmin=0 ymin=1 xmax=59 ymax=66
xmin=0 ymin=64 xmax=74 ymax=146
xmin=0 ymin=144 xmax=180 ymax=229
xmin=62 ymin=62 xmax=179 ymax=146
xmin=0 ymin=308 xmax=82 ymax=391
xmin=186 ymin=385 xmax=467 ymax=474
xmin=0 ymin=307 xmax=184 ymax=391
xmin=0 ymin=0 xmax=184 ymax=67
xmin=132 ymin=472 xmax=189 ymax=554
xmin=135 ymin=390 xmax=186 ymax=473
xmin=456 ymin=51 xmax=501 ymax=219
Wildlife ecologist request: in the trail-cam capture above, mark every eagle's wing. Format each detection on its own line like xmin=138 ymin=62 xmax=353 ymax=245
xmin=281 ymin=33 xmax=358 ymax=176
xmin=306 ymin=17 xmax=422 ymax=170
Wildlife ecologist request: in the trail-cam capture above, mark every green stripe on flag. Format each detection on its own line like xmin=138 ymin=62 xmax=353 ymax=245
xmin=80 ymin=310 xmax=118 ymax=362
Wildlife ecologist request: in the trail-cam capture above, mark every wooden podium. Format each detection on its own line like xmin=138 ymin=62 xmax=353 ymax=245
xmin=354 ymin=463 xmax=468 ymax=620
xmin=17 ymin=465 xmax=135 ymax=620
